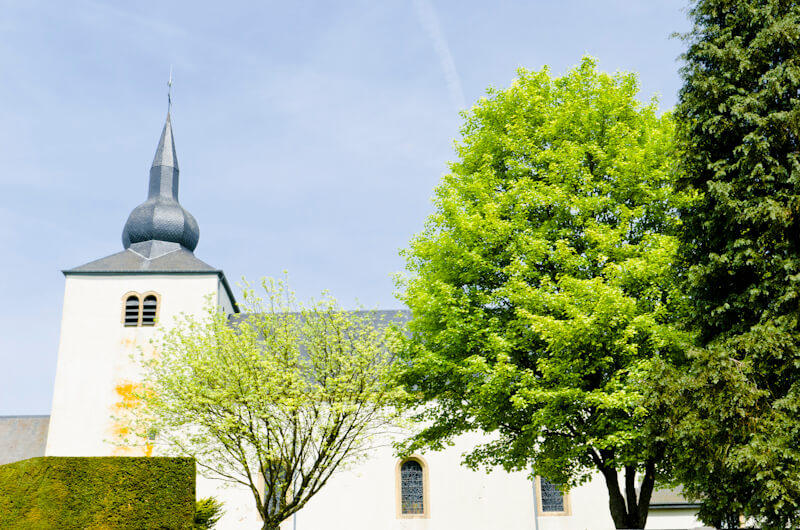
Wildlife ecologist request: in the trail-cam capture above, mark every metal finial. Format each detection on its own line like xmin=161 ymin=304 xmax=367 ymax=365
xmin=167 ymin=66 xmax=173 ymax=111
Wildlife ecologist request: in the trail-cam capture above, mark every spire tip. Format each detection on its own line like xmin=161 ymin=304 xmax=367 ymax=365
xmin=167 ymin=66 xmax=173 ymax=112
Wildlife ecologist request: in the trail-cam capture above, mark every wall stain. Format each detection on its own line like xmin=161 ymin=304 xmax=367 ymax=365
xmin=109 ymin=380 xmax=153 ymax=457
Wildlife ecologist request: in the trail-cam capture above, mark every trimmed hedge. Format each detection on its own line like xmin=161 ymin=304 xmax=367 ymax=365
xmin=0 ymin=457 xmax=195 ymax=529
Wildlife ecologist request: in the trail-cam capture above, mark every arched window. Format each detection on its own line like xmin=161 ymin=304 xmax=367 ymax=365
xmin=396 ymin=457 xmax=429 ymax=518
xmin=124 ymin=295 xmax=141 ymax=327
xmin=122 ymin=292 xmax=160 ymax=327
xmin=141 ymin=295 xmax=158 ymax=326
xmin=537 ymin=477 xmax=569 ymax=515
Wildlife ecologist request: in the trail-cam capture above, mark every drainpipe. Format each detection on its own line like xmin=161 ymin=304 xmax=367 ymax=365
xmin=531 ymin=474 xmax=540 ymax=530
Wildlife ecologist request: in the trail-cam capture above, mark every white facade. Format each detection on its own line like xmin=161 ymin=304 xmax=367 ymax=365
xmin=290 ymin=432 xmax=567 ymax=530
xmin=44 ymin=267 xmax=264 ymax=527
xmin=46 ymin=273 xmax=230 ymax=457
xmin=278 ymin=432 xmax=702 ymax=530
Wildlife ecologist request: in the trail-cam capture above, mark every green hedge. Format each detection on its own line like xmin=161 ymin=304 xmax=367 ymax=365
xmin=0 ymin=457 xmax=195 ymax=529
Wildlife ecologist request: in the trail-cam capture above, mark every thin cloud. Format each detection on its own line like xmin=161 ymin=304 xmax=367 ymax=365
xmin=412 ymin=0 xmax=466 ymax=112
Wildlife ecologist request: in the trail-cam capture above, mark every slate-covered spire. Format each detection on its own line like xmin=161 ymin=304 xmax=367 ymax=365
xmin=122 ymin=112 xmax=200 ymax=254
xmin=148 ymin=112 xmax=180 ymax=199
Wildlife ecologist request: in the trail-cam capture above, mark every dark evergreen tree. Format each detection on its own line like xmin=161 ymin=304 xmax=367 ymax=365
xmin=673 ymin=0 xmax=800 ymax=526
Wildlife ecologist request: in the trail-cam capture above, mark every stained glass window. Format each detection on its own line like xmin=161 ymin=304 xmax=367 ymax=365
xmin=540 ymin=477 xmax=565 ymax=512
xmin=400 ymin=460 xmax=424 ymax=514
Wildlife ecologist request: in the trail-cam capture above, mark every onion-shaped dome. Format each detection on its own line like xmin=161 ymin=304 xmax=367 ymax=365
xmin=122 ymin=113 xmax=200 ymax=252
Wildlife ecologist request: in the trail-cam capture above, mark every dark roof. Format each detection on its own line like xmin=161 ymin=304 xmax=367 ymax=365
xmin=228 ymin=309 xmax=410 ymax=327
xmin=64 ymin=244 xmax=239 ymax=312
xmin=649 ymin=486 xmax=701 ymax=510
xmin=66 ymin=246 xmax=217 ymax=274
xmin=228 ymin=310 xmax=410 ymax=360
xmin=0 ymin=415 xmax=49 ymax=465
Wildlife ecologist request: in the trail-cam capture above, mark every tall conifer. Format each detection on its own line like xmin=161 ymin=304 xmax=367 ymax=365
xmin=674 ymin=0 xmax=800 ymax=525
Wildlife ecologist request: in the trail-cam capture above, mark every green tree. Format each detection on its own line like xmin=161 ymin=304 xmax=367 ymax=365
xmin=672 ymin=0 xmax=800 ymax=526
xmin=395 ymin=57 xmax=690 ymax=529
xmin=128 ymin=279 xmax=401 ymax=530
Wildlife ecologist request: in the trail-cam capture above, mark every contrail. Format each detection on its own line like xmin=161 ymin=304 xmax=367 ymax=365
xmin=412 ymin=0 xmax=466 ymax=112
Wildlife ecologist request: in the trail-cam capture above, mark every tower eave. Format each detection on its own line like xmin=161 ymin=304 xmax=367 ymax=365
xmin=63 ymin=247 xmax=239 ymax=312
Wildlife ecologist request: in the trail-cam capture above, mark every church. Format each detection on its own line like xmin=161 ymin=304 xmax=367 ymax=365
xmin=0 ymin=112 xmax=703 ymax=529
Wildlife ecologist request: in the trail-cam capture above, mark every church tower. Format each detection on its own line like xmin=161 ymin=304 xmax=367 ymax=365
xmin=45 ymin=112 xmax=237 ymax=457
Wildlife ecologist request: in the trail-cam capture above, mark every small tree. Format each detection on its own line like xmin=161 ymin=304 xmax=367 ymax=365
xmin=131 ymin=278 xmax=401 ymax=530
xmin=194 ymin=497 xmax=224 ymax=529
xmin=395 ymin=58 xmax=691 ymax=529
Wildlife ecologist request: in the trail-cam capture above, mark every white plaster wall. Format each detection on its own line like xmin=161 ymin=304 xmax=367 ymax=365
xmin=281 ymin=431 xmax=535 ymax=530
xmin=46 ymin=273 xmax=224 ymax=457
xmin=536 ymin=473 xmax=613 ymax=530
xmin=206 ymin=467 xmax=702 ymax=530
xmin=191 ymin=431 xmax=540 ymax=530
xmin=646 ymin=509 xmax=702 ymax=529
xmin=197 ymin=475 xmax=264 ymax=529
xmin=218 ymin=280 xmax=236 ymax=315
xmin=217 ymin=430 xmax=698 ymax=530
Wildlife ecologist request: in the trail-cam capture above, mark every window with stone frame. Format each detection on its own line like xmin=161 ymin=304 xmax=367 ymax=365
xmin=539 ymin=477 xmax=566 ymax=513
xmin=141 ymin=295 xmax=158 ymax=326
xmin=122 ymin=292 xmax=160 ymax=327
xmin=400 ymin=459 xmax=425 ymax=515
xmin=124 ymin=294 xmax=141 ymax=326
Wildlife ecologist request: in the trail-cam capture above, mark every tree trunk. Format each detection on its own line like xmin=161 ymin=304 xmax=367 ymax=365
xmin=597 ymin=458 xmax=657 ymax=529
xmin=261 ymin=513 xmax=282 ymax=530
xmin=635 ymin=461 xmax=656 ymax=529
xmin=599 ymin=463 xmax=631 ymax=528
xmin=712 ymin=512 xmax=742 ymax=529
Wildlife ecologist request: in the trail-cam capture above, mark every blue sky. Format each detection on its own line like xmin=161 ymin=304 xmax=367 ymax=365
xmin=0 ymin=0 xmax=691 ymax=415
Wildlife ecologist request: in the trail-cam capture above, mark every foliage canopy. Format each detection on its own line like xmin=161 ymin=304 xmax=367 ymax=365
xmin=395 ymin=57 xmax=690 ymax=529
